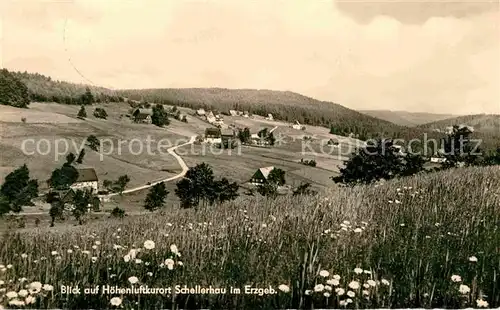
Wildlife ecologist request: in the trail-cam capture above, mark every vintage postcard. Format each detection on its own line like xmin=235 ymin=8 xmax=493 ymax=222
xmin=0 ymin=0 xmax=498 ymax=309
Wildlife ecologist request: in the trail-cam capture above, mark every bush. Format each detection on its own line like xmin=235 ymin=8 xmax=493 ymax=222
xmin=110 ymin=207 xmax=126 ymax=218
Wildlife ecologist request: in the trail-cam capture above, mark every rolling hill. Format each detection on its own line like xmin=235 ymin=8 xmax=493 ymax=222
xmin=417 ymin=114 xmax=500 ymax=133
xmin=360 ymin=110 xmax=457 ymax=127
xmin=117 ymin=88 xmax=445 ymax=143
xmin=4 ymin=69 xmax=500 ymax=153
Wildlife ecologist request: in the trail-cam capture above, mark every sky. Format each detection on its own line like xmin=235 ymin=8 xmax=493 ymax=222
xmin=1 ymin=0 xmax=499 ymax=114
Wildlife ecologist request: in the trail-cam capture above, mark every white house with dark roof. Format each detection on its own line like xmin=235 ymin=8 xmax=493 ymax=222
xmin=70 ymin=168 xmax=99 ymax=193
xmin=250 ymin=166 xmax=275 ymax=185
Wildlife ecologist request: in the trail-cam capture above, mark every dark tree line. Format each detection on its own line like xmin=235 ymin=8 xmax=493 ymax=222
xmin=0 ymin=69 xmax=30 ymax=108
xmin=333 ymin=125 xmax=500 ymax=186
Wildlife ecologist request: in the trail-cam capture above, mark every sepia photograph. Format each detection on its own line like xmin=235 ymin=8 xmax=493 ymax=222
xmin=0 ymin=0 xmax=499 ymax=309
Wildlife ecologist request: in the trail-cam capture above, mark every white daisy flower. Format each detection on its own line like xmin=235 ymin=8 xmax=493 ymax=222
xmin=128 ymin=276 xmax=139 ymax=284
xmin=278 ymin=284 xmax=290 ymax=293
xmin=319 ymin=270 xmax=330 ymax=277
xmin=348 ymin=281 xmax=360 ymax=290
xmin=110 ymin=297 xmax=122 ymax=307
xmin=143 ymin=240 xmax=155 ymax=250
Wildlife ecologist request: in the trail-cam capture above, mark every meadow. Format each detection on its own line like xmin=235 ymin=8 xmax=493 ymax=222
xmin=0 ymin=166 xmax=498 ymax=309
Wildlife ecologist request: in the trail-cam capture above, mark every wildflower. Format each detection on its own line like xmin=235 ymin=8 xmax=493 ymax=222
xmin=354 ymin=228 xmax=362 ymax=233
xmin=0 ymin=280 xmax=4 ymax=285
xmin=278 ymin=284 xmax=290 ymax=293
xmin=28 ymin=282 xmax=42 ymax=294
xmin=123 ymin=255 xmax=131 ymax=263
xmin=81 ymin=250 xmax=90 ymax=255
xmin=363 ymin=270 xmax=372 ymax=274
xmin=8 ymin=299 xmax=25 ymax=307
xmin=347 ymin=290 xmax=355 ymax=298
xmin=353 ymin=268 xmax=363 ymax=274
xmin=348 ymin=281 xmax=360 ymax=290
xmin=110 ymin=297 xmax=123 ymax=307
xmin=146 ymin=272 xmax=153 ymax=277
xmin=343 ymin=220 xmax=350 ymax=225
xmin=135 ymin=259 xmax=142 ymax=264
xmin=21 ymin=254 xmax=28 ymax=259
xmin=363 ymin=290 xmax=370 ymax=296
xmin=51 ymin=251 xmax=58 ymax=256
xmin=459 ymin=285 xmax=471 ymax=294
xmin=468 ymin=256 xmax=478 ymax=262
xmin=95 ymin=241 xmax=101 ymax=245
xmin=144 ymin=240 xmax=155 ymax=250
xmin=261 ymin=223 xmax=268 ymax=228
xmin=451 ymin=275 xmax=462 ymax=282
xmin=367 ymin=280 xmax=376 ymax=287
xmin=67 ymin=249 xmax=73 ymax=254
xmin=25 ymin=295 xmax=36 ymax=305
xmin=339 ymin=300 xmax=347 ymax=306
xmin=335 ymin=288 xmax=345 ymax=296
xmin=127 ymin=249 xmax=138 ymax=259
xmin=128 ymin=276 xmax=139 ymax=285
xmin=19 ymin=277 xmax=27 ymax=283
xmin=381 ymin=279 xmax=390 ymax=286
xmin=91 ymin=257 xmax=98 ymax=263
xmin=18 ymin=289 xmax=28 ymax=297
xmin=170 ymin=244 xmax=179 ymax=255
xmin=6 ymin=291 xmax=18 ymax=299
xmin=346 ymin=298 xmax=353 ymax=304
xmin=326 ymin=279 xmax=340 ymax=286
xmin=43 ymin=284 xmax=54 ymax=292
xmin=363 ymin=283 xmax=370 ymax=289
xmin=324 ymin=292 xmax=331 ymax=298
xmin=6 ymin=264 xmax=12 ymax=269
xmin=177 ymin=261 xmax=183 ymax=266
xmin=304 ymin=290 xmax=312 ymax=295
xmin=319 ymin=270 xmax=330 ymax=277
xmin=333 ymin=274 xmax=341 ymax=280
xmin=91 ymin=245 xmax=97 ymax=250
xmin=165 ymin=258 xmax=175 ymax=270
xmin=314 ymin=284 xmax=325 ymax=292
xmin=476 ymin=299 xmax=489 ymax=308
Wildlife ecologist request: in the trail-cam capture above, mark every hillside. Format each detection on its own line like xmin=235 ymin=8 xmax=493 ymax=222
xmin=2 ymin=165 xmax=499 ymax=308
xmin=9 ymin=71 xmax=123 ymax=104
xmin=417 ymin=114 xmax=500 ymax=133
xmin=118 ymin=88 xmax=448 ymax=146
xmin=4 ymin=69 xmax=500 ymax=152
xmin=360 ymin=110 xmax=456 ymax=127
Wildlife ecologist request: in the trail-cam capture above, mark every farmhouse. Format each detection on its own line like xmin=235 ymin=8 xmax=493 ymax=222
xmin=229 ymin=110 xmax=238 ymax=116
xmin=243 ymin=111 xmax=249 ymax=118
xmin=70 ymin=168 xmax=99 ymax=193
xmin=196 ymin=109 xmax=206 ymax=116
xmin=204 ymin=128 xmax=222 ymax=144
xmin=292 ymin=121 xmax=304 ymax=130
xmin=250 ymin=166 xmax=275 ymax=185
xmin=221 ymin=129 xmax=236 ymax=142
xmin=430 ymin=157 xmax=447 ymax=163
xmin=206 ymin=111 xmax=216 ymax=124
xmin=133 ymin=109 xmax=153 ymax=124
xmin=266 ymin=113 xmax=274 ymax=120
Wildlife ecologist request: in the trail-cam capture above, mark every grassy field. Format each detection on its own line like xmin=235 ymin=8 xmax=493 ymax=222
xmin=0 ymin=166 xmax=498 ymax=309
xmin=0 ymin=103 xmax=207 ymax=189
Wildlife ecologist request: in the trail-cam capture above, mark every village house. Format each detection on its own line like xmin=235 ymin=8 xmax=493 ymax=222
xmin=292 ymin=121 xmax=304 ymax=130
xmin=206 ymin=111 xmax=216 ymax=124
xmin=70 ymin=168 xmax=99 ymax=193
xmin=229 ymin=110 xmax=238 ymax=116
xmin=204 ymin=128 xmax=222 ymax=144
xmin=196 ymin=109 xmax=206 ymax=116
xmin=221 ymin=129 xmax=236 ymax=143
xmin=133 ymin=108 xmax=153 ymax=124
xmin=250 ymin=166 xmax=275 ymax=185
xmin=243 ymin=111 xmax=249 ymax=118
xmin=266 ymin=113 xmax=274 ymax=121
